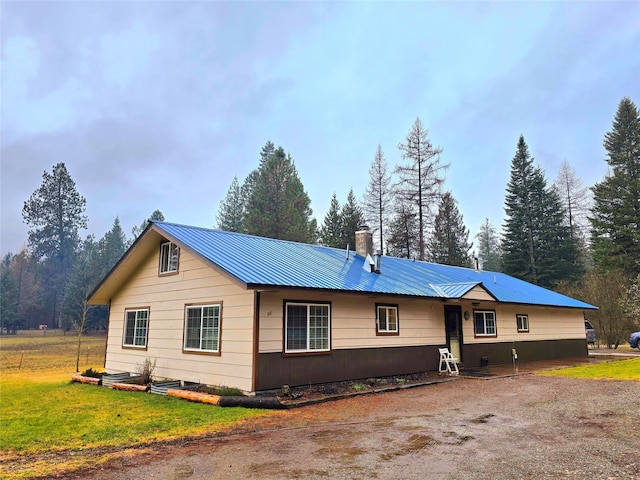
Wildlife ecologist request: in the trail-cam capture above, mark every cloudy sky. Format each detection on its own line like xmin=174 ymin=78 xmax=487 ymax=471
xmin=2 ymin=1 xmax=639 ymax=255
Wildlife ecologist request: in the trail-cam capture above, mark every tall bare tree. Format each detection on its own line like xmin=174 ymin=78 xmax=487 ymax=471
xmin=553 ymin=160 xmax=591 ymax=243
xmin=395 ymin=118 xmax=447 ymax=260
xmin=362 ymin=145 xmax=392 ymax=252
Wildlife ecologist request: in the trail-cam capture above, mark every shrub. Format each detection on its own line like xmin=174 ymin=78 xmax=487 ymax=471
xmin=135 ymin=358 xmax=156 ymax=385
xmin=204 ymin=385 xmax=245 ymax=397
xmin=81 ymin=367 xmax=104 ymax=378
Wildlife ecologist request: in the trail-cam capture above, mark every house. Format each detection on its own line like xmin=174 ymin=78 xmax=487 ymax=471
xmin=88 ymin=221 xmax=597 ymax=393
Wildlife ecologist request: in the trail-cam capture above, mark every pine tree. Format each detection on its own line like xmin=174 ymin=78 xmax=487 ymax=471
xmin=387 ymin=203 xmax=419 ymax=259
xmin=216 ymin=176 xmax=246 ymax=233
xmin=395 ymin=118 xmax=447 ymax=260
xmin=244 ymin=144 xmax=316 ymax=243
xmin=502 ymin=136 xmax=579 ymax=288
xmin=131 ymin=210 xmax=165 ymax=240
xmin=362 ymin=145 xmax=392 ymax=252
xmin=476 ymin=218 xmax=502 ymax=272
xmin=100 ymin=217 xmax=128 ymax=274
xmin=22 ymin=162 xmax=87 ymax=326
xmin=428 ymin=192 xmax=472 ymax=267
xmin=320 ymin=193 xmax=344 ymax=248
xmin=590 ymin=97 xmax=640 ymax=278
xmin=340 ymin=189 xmax=366 ymax=250
xmin=0 ymin=254 xmax=19 ymax=332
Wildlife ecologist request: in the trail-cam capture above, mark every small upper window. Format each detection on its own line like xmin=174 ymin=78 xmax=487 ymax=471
xmin=160 ymin=242 xmax=179 ymax=274
xmin=516 ymin=314 xmax=529 ymax=332
xmin=474 ymin=310 xmax=497 ymax=337
xmin=376 ymin=305 xmax=399 ymax=335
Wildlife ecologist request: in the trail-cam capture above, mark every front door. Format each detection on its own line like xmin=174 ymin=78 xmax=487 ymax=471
xmin=444 ymin=305 xmax=463 ymax=362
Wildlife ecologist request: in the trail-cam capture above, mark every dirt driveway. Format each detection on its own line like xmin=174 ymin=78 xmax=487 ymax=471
xmin=79 ymin=369 xmax=640 ymax=480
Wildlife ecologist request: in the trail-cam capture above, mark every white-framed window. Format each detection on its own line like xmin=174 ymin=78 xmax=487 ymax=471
xmin=159 ymin=242 xmax=179 ymax=274
xmin=123 ymin=308 xmax=149 ymax=348
xmin=474 ymin=310 xmax=497 ymax=337
xmin=516 ymin=314 xmax=529 ymax=332
xmin=376 ymin=304 xmax=399 ymax=335
xmin=184 ymin=304 xmax=221 ymax=353
xmin=285 ymin=302 xmax=330 ymax=353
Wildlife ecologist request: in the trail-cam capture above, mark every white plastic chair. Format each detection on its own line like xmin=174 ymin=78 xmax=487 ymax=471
xmin=439 ymin=348 xmax=459 ymax=375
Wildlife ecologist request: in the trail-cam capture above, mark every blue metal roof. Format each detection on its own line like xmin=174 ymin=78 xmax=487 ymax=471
xmin=154 ymin=222 xmax=596 ymax=310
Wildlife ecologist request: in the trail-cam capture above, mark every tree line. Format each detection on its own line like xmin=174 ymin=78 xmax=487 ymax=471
xmin=1 ymin=97 xmax=638 ymax=347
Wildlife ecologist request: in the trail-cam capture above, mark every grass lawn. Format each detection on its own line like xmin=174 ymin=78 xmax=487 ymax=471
xmin=539 ymin=357 xmax=640 ymax=381
xmin=0 ymin=331 xmax=271 ymax=479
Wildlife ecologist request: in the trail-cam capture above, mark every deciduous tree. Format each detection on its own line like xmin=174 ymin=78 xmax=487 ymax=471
xmin=395 ymin=118 xmax=447 ymax=261
xmin=362 ymin=145 xmax=392 ymax=252
xmin=476 ymin=218 xmax=502 ymax=272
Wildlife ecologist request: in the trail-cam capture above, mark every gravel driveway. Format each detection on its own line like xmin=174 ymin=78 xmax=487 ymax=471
xmin=78 ymin=369 xmax=640 ymax=480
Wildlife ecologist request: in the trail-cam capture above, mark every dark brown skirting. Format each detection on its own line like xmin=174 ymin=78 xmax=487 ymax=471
xmin=461 ymin=338 xmax=588 ymax=368
xmin=256 ymin=338 xmax=589 ymax=391
xmin=256 ymin=345 xmax=442 ymax=391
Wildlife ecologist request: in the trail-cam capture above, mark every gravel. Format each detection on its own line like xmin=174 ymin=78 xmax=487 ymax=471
xmin=65 ymin=370 xmax=640 ymax=480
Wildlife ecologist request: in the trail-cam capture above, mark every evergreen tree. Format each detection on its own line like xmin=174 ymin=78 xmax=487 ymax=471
xmin=8 ymin=249 xmax=43 ymax=330
xmin=0 ymin=254 xmax=19 ymax=332
xmin=216 ymin=176 xmax=246 ymax=233
xmin=131 ymin=210 xmax=165 ymax=240
xmin=320 ymin=193 xmax=344 ymax=248
xmin=387 ymin=203 xmax=419 ymax=259
xmin=244 ymin=144 xmax=316 ymax=243
xmin=502 ymin=135 xmax=579 ymax=288
xmin=362 ymin=145 xmax=392 ymax=252
xmin=395 ymin=117 xmax=447 ymax=260
xmin=590 ymin=97 xmax=640 ymax=278
xmin=428 ymin=192 xmax=472 ymax=267
xmin=340 ymin=189 xmax=366 ymax=250
xmin=476 ymin=218 xmax=502 ymax=272
xmin=100 ymin=217 xmax=128 ymax=274
xmin=22 ymin=162 xmax=87 ymax=326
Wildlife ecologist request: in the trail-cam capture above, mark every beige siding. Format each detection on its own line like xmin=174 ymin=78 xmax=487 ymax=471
xmin=460 ymin=302 xmax=585 ymax=344
xmin=258 ymin=291 xmax=445 ymax=353
xmin=105 ymin=247 xmax=255 ymax=391
xmin=462 ymin=286 xmax=495 ymax=301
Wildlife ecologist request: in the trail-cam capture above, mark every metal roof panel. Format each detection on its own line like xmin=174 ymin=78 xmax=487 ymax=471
xmin=153 ymin=222 xmax=596 ymax=310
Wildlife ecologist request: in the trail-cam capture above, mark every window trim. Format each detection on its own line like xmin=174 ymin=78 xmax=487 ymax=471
xmin=182 ymin=302 xmax=223 ymax=356
xmin=159 ymin=241 xmax=180 ymax=276
xmin=473 ymin=309 xmax=497 ymax=338
xmin=122 ymin=307 xmax=150 ymax=350
xmin=375 ymin=303 xmax=400 ymax=336
xmin=516 ymin=314 xmax=529 ymax=333
xmin=283 ymin=300 xmax=331 ymax=355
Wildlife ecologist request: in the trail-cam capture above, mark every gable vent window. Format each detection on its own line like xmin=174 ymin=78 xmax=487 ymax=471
xmin=159 ymin=242 xmax=179 ymax=274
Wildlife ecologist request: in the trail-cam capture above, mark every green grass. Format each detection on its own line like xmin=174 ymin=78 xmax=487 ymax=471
xmin=0 ymin=379 xmax=263 ymax=453
xmin=0 ymin=331 xmax=272 ymax=478
xmin=539 ymin=357 xmax=640 ymax=381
